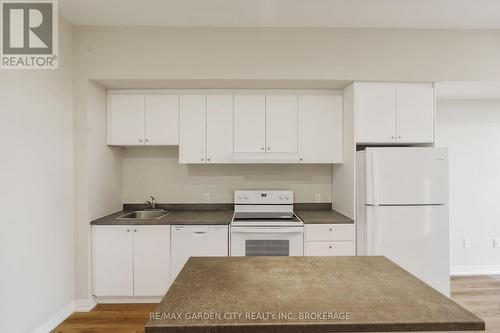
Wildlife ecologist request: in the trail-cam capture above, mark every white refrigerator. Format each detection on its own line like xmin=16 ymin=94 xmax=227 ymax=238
xmin=357 ymin=147 xmax=450 ymax=296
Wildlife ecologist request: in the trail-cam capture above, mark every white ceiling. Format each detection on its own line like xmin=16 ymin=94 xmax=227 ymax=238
xmin=436 ymin=82 xmax=500 ymax=100
xmin=60 ymin=0 xmax=500 ymax=29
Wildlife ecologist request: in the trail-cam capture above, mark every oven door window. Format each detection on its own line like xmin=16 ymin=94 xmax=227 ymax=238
xmin=245 ymin=240 xmax=289 ymax=256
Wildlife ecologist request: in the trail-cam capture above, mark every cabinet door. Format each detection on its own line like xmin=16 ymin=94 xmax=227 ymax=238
xmin=133 ymin=226 xmax=171 ymax=296
xmin=144 ymin=95 xmax=179 ymax=145
xmin=206 ymin=95 xmax=234 ymax=163
xmin=298 ymin=95 xmax=342 ymax=163
xmin=265 ymin=95 xmax=298 ymax=153
xmin=234 ymin=95 xmax=266 ymax=153
xmin=170 ymin=226 xmax=228 ymax=282
xmin=305 ymin=241 xmax=355 ymax=256
xmin=179 ymin=95 xmax=206 ymax=163
xmin=395 ymin=86 xmax=434 ymax=143
xmin=107 ymin=95 xmax=144 ymax=145
xmin=92 ymin=226 xmax=133 ymax=296
xmin=355 ymin=84 xmax=395 ymax=143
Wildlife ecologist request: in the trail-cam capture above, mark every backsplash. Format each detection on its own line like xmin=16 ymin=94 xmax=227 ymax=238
xmin=122 ymin=147 xmax=333 ymax=203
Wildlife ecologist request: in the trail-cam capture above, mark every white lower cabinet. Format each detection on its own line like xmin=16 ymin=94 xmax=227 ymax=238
xmin=92 ymin=225 xmax=171 ymax=297
xmin=304 ymin=224 xmax=355 ymax=256
xmin=170 ymin=225 xmax=228 ymax=282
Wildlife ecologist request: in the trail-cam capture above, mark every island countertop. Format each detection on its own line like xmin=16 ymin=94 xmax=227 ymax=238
xmin=146 ymin=256 xmax=484 ymax=333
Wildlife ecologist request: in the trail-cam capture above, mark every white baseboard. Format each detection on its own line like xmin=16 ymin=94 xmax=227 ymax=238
xmin=451 ymin=265 xmax=500 ymax=276
xmin=31 ymin=302 xmax=74 ymax=333
xmin=95 ymin=296 xmax=162 ymax=304
xmin=73 ymin=297 xmax=97 ymax=312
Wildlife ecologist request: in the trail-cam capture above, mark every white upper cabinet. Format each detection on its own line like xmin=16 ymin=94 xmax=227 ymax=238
xmin=354 ymin=82 xmax=434 ymax=144
xmin=206 ymin=95 xmax=234 ymax=163
xmin=179 ymin=95 xmax=207 ymax=163
xmin=144 ymin=95 xmax=179 ymax=145
xmin=298 ymin=95 xmax=343 ymax=163
xmin=395 ymin=86 xmax=434 ymax=143
xmin=107 ymin=95 xmax=144 ymax=145
xmin=265 ymin=95 xmax=298 ymax=153
xmin=355 ymin=84 xmax=396 ymax=144
xmin=107 ymin=94 xmax=179 ymax=146
xmin=234 ymin=95 xmax=266 ymax=153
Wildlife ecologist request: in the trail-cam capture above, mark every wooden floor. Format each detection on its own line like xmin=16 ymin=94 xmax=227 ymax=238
xmin=52 ymin=276 xmax=500 ymax=333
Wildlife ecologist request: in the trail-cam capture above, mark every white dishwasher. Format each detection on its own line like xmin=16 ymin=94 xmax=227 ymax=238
xmin=170 ymin=225 xmax=228 ymax=282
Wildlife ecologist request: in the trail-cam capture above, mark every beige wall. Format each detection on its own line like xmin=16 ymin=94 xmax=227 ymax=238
xmin=122 ymin=148 xmax=332 ymax=203
xmin=74 ymin=26 xmax=500 ymax=82
xmin=436 ymin=99 xmax=500 ymax=273
xmin=73 ymin=26 xmax=500 ymax=300
xmin=0 ymin=19 xmax=74 ymax=333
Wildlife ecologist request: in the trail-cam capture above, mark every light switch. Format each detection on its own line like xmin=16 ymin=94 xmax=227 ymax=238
xmin=463 ymin=238 xmax=471 ymax=248
xmin=494 ymin=238 xmax=500 ymax=248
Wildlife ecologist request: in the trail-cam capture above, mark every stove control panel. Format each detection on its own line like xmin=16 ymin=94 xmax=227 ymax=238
xmin=234 ymin=190 xmax=294 ymax=205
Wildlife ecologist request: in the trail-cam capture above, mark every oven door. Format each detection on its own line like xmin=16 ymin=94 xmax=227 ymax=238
xmin=230 ymin=227 xmax=304 ymax=256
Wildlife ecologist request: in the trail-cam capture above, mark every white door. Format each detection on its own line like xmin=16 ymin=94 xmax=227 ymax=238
xmin=107 ymin=95 xmax=144 ymax=145
xmin=365 ymin=205 xmax=450 ymax=295
xmin=265 ymin=95 xmax=298 ymax=153
xmin=364 ymin=148 xmax=448 ymax=205
xmin=170 ymin=226 xmax=228 ymax=282
xmin=92 ymin=226 xmax=133 ymax=296
xmin=298 ymin=95 xmax=342 ymax=163
xmin=395 ymin=86 xmax=434 ymax=143
xmin=179 ymin=95 xmax=206 ymax=163
xmin=144 ymin=95 xmax=179 ymax=145
xmin=234 ymin=95 xmax=266 ymax=153
xmin=206 ymin=95 xmax=234 ymax=163
xmin=355 ymin=84 xmax=395 ymax=143
xmin=133 ymin=226 xmax=171 ymax=296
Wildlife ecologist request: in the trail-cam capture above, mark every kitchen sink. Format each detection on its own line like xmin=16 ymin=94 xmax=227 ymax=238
xmin=117 ymin=210 xmax=169 ymax=220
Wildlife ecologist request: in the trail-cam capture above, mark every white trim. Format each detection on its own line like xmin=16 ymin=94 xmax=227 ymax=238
xmin=73 ymin=297 xmax=97 ymax=312
xmin=95 ymin=296 xmax=162 ymax=304
xmin=451 ymin=265 xmax=500 ymax=276
xmin=31 ymin=302 xmax=73 ymax=333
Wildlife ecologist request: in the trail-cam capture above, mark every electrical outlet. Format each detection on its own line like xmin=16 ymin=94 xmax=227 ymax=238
xmin=463 ymin=238 xmax=471 ymax=248
xmin=203 ymin=193 xmax=210 ymax=203
xmin=315 ymin=193 xmax=321 ymax=203
xmin=494 ymin=238 xmax=500 ymax=248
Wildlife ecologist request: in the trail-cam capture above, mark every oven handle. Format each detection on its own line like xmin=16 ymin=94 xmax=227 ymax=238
xmin=231 ymin=227 xmax=303 ymax=234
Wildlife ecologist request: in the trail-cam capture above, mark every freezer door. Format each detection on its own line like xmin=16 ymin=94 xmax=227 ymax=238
xmin=364 ymin=205 xmax=450 ymax=296
xmin=363 ymin=147 xmax=448 ymax=205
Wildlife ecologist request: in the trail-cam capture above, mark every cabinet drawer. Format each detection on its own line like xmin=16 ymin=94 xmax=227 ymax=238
xmin=305 ymin=241 xmax=355 ymax=256
xmin=305 ymin=224 xmax=354 ymax=242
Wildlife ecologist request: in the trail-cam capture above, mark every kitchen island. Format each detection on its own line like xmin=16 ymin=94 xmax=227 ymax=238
xmin=145 ymin=256 xmax=484 ymax=333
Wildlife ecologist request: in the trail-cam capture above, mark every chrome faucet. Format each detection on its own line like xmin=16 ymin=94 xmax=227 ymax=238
xmin=146 ymin=196 xmax=156 ymax=210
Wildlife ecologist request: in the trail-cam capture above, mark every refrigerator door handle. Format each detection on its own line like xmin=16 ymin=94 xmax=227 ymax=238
xmin=371 ymin=150 xmax=380 ymax=206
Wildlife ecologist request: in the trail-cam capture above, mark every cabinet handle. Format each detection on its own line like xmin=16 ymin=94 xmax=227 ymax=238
xmin=139 ymin=139 xmax=143 ymax=143
xmin=134 ymin=229 xmax=137 ymax=232
xmin=207 ymin=158 xmax=211 ymax=162
xmin=126 ymin=229 xmax=130 ymax=232
xmin=145 ymin=139 xmax=149 ymax=143
xmin=390 ymin=136 xmax=395 ymax=139
xmin=329 ymin=245 xmax=333 ymax=249
xmin=201 ymin=158 xmax=204 ymax=161
xmin=299 ymin=158 xmax=303 ymax=161
xmin=329 ymin=228 xmax=332 ymax=231
xmin=397 ymin=136 xmax=402 ymax=139
xmin=267 ymin=147 xmax=271 ymax=150
xmin=261 ymin=147 xmax=265 ymax=151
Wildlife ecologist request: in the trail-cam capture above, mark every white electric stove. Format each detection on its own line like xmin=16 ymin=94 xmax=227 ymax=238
xmin=230 ymin=190 xmax=304 ymax=256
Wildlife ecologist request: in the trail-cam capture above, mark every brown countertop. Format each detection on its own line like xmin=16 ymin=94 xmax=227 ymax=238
xmin=90 ymin=209 xmax=233 ymax=225
xmin=296 ymin=209 xmax=354 ymax=224
xmin=146 ymin=256 xmax=484 ymax=333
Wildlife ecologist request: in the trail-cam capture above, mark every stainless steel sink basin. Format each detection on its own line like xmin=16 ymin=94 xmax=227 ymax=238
xmin=117 ymin=210 xmax=169 ymax=220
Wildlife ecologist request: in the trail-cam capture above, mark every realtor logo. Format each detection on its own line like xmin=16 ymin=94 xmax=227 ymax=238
xmin=1 ymin=0 xmax=58 ymax=69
